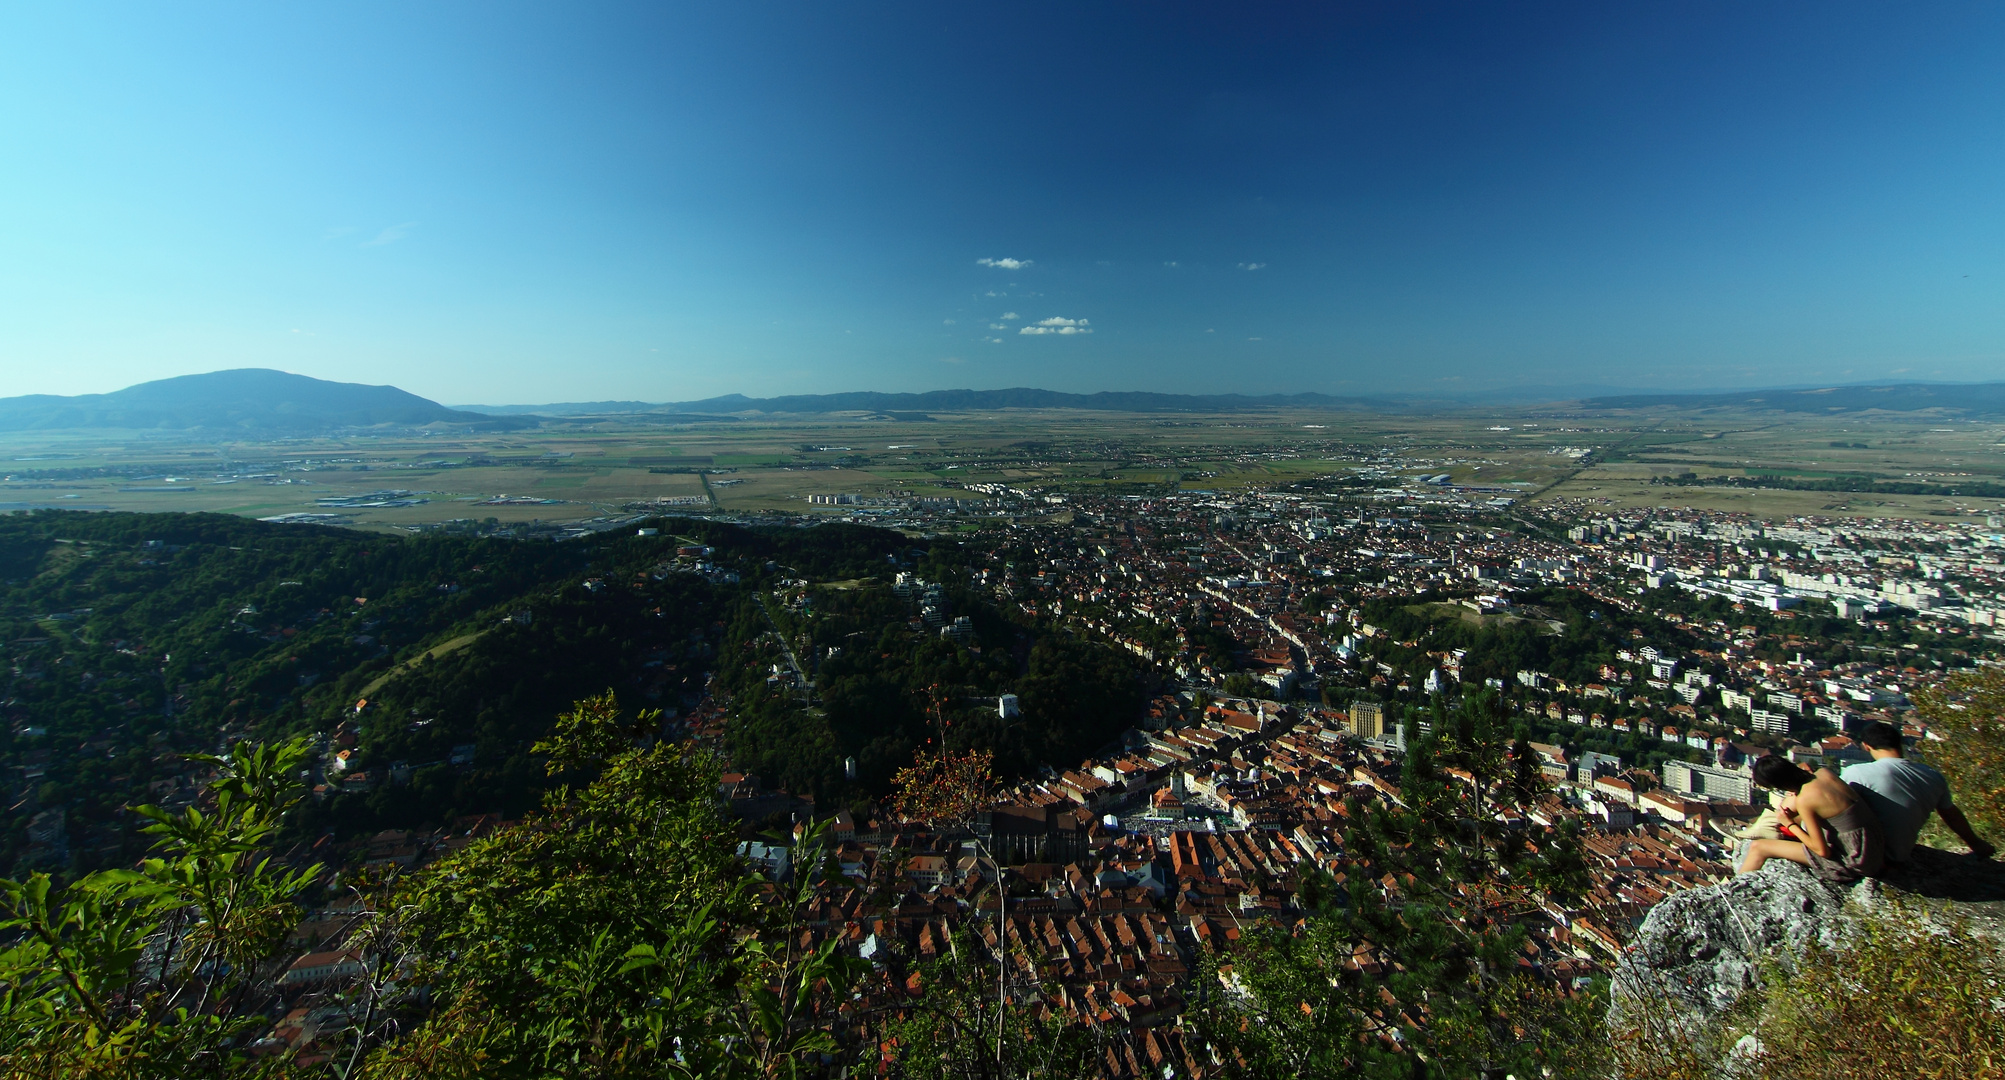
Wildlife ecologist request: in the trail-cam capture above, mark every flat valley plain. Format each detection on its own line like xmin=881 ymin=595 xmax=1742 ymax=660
xmin=3 ymin=404 xmax=2001 ymax=530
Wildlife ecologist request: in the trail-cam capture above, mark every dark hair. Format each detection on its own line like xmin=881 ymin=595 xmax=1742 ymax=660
xmin=1752 ymin=755 xmax=1814 ymax=792
xmin=1858 ymin=721 xmax=1905 ymax=753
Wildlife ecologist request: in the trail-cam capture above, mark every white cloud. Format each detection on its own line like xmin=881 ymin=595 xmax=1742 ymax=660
xmin=943 ymin=318 xmax=957 ymax=325
xmin=362 ymin=222 xmax=418 ymax=247
xmin=1020 ymin=316 xmax=1093 ymax=336
xmin=987 ymin=336 xmax=1004 ymax=344
xmin=1238 ymin=262 xmax=1266 ymax=270
xmin=977 ymin=257 xmax=1032 ymax=270
xmin=1000 ymin=311 xmax=1020 ymax=320
xmin=989 ymin=324 xmax=1007 ymax=330
xmin=1164 ymin=261 xmax=1179 ymax=267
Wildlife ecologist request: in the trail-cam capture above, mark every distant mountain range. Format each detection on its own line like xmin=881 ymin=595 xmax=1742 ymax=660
xmin=8 ymin=371 xmax=2005 ymax=434
xmin=0 ymin=369 xmax=532 ymax=433
xmin=461 ymin=380 xmax=2005 ymax=418
xmin=1580 ymin=381 xmax=2005 ymax=415
xmin=459 ymin=388 xmax=1404 ymax=416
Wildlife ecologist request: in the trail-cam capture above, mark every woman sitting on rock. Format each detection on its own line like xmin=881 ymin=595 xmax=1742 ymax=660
xmin=1739 ymin=755 xmax=1886 ymax=884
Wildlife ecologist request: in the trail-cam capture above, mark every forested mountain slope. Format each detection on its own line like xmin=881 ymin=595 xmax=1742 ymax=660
xmin=0 ymin=511 xmax=1144 ymax=876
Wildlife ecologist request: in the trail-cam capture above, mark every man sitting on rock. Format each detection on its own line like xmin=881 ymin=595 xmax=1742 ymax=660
xmin=1740 ymin=755 xmax=1886 ymax=884
xmin=1841 ymin=721 xmax=1994 ymax=864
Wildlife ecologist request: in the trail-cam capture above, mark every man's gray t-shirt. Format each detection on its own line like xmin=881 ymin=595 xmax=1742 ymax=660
xmin=1841 ymin=757 xmax=1952 ymax=862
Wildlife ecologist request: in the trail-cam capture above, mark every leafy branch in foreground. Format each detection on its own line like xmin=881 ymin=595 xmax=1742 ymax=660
xmin=366 ymin=690 xmax=867 ymax=1079
xmin=1191 ymin=692 xmax=1604 ymax=1080
xmin=874 ymin=926 xmax=1093 ymax=1080
xmin=0 ymin=736 xmax=322 ymax=1079
xmin=888 ymin=745 xmax=996 ymax=828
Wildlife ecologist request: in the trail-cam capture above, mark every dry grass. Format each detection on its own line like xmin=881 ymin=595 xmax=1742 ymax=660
xmin=1610 ymin=897 xmax=2005 ymax=1080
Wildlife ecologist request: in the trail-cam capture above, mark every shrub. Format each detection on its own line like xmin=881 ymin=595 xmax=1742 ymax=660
xmin=1610 ymin=898 xmax=2005 ymax=1080
xmin=1915 ymin=666 xmax=2005 ymax=836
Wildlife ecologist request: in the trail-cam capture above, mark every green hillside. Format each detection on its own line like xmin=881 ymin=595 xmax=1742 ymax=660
xmin=0 ymin=511 xmax=1144 ymax=877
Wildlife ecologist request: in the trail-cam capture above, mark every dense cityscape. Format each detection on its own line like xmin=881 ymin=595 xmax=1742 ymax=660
xmin=61 ymin=474 xmax=1987 ymax=1072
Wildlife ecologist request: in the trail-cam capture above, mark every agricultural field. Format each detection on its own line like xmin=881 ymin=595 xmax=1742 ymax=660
xmin=1535 ymin=409 xmax=2005 ymax=521
xmin=3 ymin=403 xmax=2000 ymax=529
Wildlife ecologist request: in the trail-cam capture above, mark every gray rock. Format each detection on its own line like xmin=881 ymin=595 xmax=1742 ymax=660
xmin=1612 ymin=846 xmax=2005 ymax=1028
xmin=1862 ymin=845 xmax=2005 ymax=942
xmin=1611 ymin=863 xmax=1846 ymax=1023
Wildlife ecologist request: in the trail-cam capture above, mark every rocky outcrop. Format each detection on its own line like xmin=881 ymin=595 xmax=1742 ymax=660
xmin=1612 ymin=863 xmax=1845 ymax=1022
xmin=1612 ymin=846 xmax=2005 ymax=1027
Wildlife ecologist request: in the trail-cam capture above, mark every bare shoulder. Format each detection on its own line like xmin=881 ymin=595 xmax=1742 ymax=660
xmin=1804 ymin=770 xmax=1853 ymax=812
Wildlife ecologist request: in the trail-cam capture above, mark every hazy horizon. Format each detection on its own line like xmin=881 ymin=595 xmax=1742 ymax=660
xmin=6 ymin=3 xmax=2003 ymax=404
xmin=17 ymin=366 xmax=2005 ymax=414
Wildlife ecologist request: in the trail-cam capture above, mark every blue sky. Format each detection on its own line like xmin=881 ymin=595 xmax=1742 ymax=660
xmin=3 ymin=3 xmax=2002 ymax=403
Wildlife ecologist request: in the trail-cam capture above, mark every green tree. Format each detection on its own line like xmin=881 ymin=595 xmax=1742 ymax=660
xmin=0 ymin=737 xmax=322 ymax=1079
xmin=876 ymin=928 xmax=1093 ymax=1080
xmin=366 ymin=691 xmax=865 ymax=1079
xmin=1192 ymin=692 xmax=1603 ymax=1079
